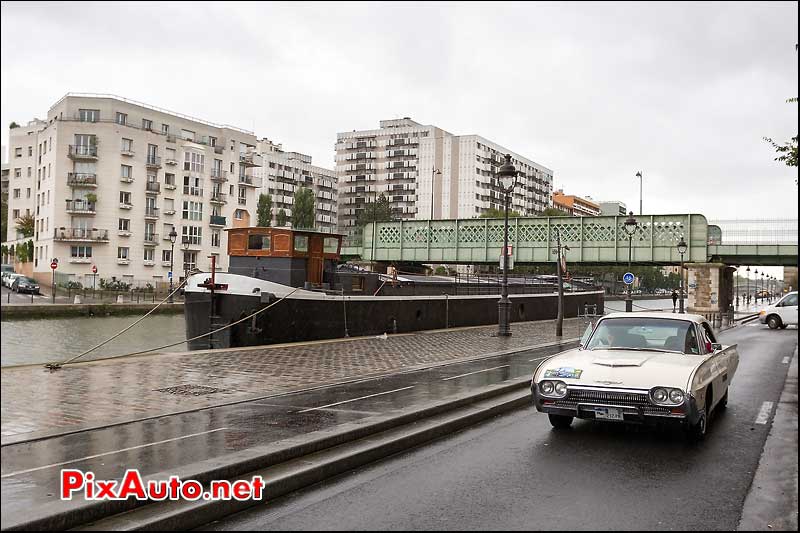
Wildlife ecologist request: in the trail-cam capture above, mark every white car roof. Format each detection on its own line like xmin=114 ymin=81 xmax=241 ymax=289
xmin=601 ymin=311 xmax=708 ymax=324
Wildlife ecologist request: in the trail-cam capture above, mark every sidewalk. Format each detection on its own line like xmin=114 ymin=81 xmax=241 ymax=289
xmin=1 ymin=317 xmax=586 ymax=443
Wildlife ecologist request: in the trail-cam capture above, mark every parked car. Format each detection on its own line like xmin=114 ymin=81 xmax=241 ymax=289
xmin=2 ymin=272 xmax=22 ymax=288
xmin=531 ymin=312 xmax=739 ymax=441
xmin=11 ymin=276 xmax=40 ymax=294
xmin=1 ymin=264 xmax=14 ymax=274
xmin=759 ymin=291 xmax=798 ymax=329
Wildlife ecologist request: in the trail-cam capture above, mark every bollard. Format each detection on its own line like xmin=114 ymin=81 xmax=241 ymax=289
xmin=116 ymin=294 xmax=124 ymax=304
xmin=74 ymin=295 xmax=82 ymax=304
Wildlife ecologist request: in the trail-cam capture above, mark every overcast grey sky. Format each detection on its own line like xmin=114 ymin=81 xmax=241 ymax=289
xmin=2 ymin=1 xmax=797 ymax=225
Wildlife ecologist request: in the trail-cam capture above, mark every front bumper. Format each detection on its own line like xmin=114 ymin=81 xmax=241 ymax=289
xmin=758 ymin=313 xmax=767 ymax=324
xmin=531 ymin=383 xmax=702 ymax=427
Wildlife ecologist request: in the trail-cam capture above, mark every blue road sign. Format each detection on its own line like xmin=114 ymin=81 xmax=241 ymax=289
xmin=623 ymin=272 xmax=635 ymax=285
xmin=167 ymin=271 xmax=173 ymax=279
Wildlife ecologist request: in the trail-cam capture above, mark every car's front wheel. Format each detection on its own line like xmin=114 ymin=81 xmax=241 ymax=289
xmin=548 ymin=414 xmax=573 ymax=429
xmin=767 ymin=315 xmax=782 ymax=329
xmin=779 ymin=324 xmax=788 ymax=329
xmin=685 ymin=411 xmax=707 ymax=442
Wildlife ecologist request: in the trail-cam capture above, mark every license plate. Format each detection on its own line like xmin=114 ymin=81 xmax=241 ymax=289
xmin=595 ymin=407 xmax=624 ymax=421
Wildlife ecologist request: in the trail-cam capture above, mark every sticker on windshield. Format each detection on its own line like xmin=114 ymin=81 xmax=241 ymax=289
xmin=544 ymin=367 xmax=583 ymax=379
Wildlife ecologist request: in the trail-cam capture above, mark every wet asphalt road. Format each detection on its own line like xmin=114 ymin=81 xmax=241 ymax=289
xmin=0 ymin=338 xmax=578 ymax=529
xmin=202 ymin=323 xmax=798 ymax=531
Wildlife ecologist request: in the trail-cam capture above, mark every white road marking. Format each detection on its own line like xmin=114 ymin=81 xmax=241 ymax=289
xmin=782 ymin=356 xmax=790 ymax=364
xmin=297 ymin=386 xmax=415 ymax=413
xmin=441 ymin=365 xmax=511 ymax=381
xmin=0 ymin=428 xmax=228 ymax=478
xmin=755 ymin=402 xmax=774 ymax=425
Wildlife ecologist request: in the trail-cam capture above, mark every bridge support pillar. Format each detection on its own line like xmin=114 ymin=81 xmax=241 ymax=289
xmin=784 ymin=266 xmax=797 ymax=293
xmin=687 ymin=263 xmax=735 ymax=321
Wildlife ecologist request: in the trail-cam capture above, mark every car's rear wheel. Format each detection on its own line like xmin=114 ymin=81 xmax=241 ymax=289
xmin=548 ymin=414 xmax=573 ymax=429
xmin=767 ymin=315 xmax=782 ymax=329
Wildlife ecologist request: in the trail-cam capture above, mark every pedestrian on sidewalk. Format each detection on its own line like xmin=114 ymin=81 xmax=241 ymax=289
xmin=671 ymin=289 xmax=678 ymax=312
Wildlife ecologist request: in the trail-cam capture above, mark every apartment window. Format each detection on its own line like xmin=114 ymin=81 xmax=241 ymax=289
xmin=182 ymin=225 xmax=202 ymax=245
xmin=121 ymin=138 xmax=133 ymax=152
xmin=119 ymin=218 xmax=130 ymax=231
xmin=117 ymin=247 xmax=130 ymax=260
xmin=14 ymin=147 xmax=22 ymax=158
xmin=14 ymin=168 xmax=21 ymax=178
xmin=238 ymin=186 xmax=247 ymax=202
xmin=142 ymin=118 xmax=153 ymax=131
xmin=229 ymin=184 xmax=234 ymax=195
xmin=121 ymin=165 xmax=132 ymax=180
xmin=28 ymin=146 xmax=32 ymax=156
xmin=27 ymin=167 xmax=31 ymax=177
xmin=183 ymin=251 xmax=197 ymax=272
xmin=26 ymin=188 xmax=31 ymax=198
xmin=119 ymin=191 xmax=132 ymax=205
xmin=166 ymin=148 xmax=176 ymax=161
xmin=71 ymin=246 xmax=92 ymax=258
xmin=181 ymin=129 xmax=195 ymax=141
xmin=211 ymin=230 xmax=221 ymax=247
xmin=116 ymin=112 xmax=127 ymax=125
xmin=209 ymin=136 xmax=217 ymax=147
xmin=144 ymin=248 xmax=155 ymax=262
xmin=12 ymin=209 xmax=19 ymax=219
xmin=12 ymin=189 xmax=20 ymax=198
xmin=164 ymin=173 xmax=175 ymax=186
xmin=212 ymin=159 xmax=222 ymax=177
xmin=183 ymin=152 xmax=205 ymax=173
xmin=161 ymin=124 xmax=169 ymax=134
xmin=147 ymin=144 xmax=158 ymax=164
xmin=161 ymin=249 xmax=172 ymax=262
xmin=182 ymin=201 xmax=203 ymax=221
xmin=78 ymin=109 xmax=100 ymax=122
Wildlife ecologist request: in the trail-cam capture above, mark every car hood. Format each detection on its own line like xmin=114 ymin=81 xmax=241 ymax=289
xmin=535 ymin=348 xmax=707 ymax=390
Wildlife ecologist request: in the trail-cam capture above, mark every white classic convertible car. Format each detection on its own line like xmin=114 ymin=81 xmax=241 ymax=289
xmin=531 ymin=312 xmax=739 ymax=440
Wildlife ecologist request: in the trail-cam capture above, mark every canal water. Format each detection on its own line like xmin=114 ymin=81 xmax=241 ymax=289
xmin=0 ymin=298 xmax=676 ymax=368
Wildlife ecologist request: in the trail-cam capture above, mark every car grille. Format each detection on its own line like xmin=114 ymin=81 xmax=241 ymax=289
xmin=550 ymin=388 xmax=673 ymax=416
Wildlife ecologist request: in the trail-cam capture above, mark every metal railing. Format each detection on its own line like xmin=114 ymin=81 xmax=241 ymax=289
xmin=145 ymin=207 xmax=160 ymax=218
xmin=210 ymin=215 xmax=226 ymax=226
xmin=67 ymin=173 xmax=97 ymax=187
xmin=183 ymin=186 xmax=204 ymax=196
xmin=143 ymin=233 xmax=159 ymax=244
xmin=146 ymin=156 xmax=162 ymax=167
xmin=54 ymin=228 xmax=109 ymax=241
xmin=145 ymin=181 xmax=161 ymax=193
xmin=68 ymin=145 xmax=97 ymax=158
xmin=65 ymin=200 xmax=97 ymax=213
xmin=210 ymin=192 xmax=227 ymax=203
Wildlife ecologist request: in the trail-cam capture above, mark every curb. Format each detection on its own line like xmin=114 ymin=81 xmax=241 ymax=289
xmin=4 ymin=378 xmax=535 ymax=531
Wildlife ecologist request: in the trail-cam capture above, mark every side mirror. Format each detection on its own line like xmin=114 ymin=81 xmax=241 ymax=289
xmin=712 ymin=343 xmax=723 ymax=352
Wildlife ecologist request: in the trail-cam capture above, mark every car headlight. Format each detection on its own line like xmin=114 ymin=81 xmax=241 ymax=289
xmin=540 ymin=381 xmax=554 ymax=395
xmin=650 ymin=386 xmax=685 ymax=406
xmin=554 ymin=381 xmax=568 ymax=396
xmin=669 ymin=389 xmax=685 ymax=404
xmin=539 ymin=380 xmax=567 ymax=398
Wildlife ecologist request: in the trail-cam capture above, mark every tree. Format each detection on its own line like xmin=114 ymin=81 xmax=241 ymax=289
xmin=541 ymin=207 xmax=570 ymax=217
xmin=257 ymin=193 xmax=272 ymax=227
xmin=292 ymin=187 xmax=315 ymax=229
xmin=763 ymin=44 xmax=798 ymax=178
xmin=478 ymin=207 xmax=523 ymax=218
xmin=276 ymin=208 xmax=288 ymax=227
xmin=357 ymin=193 xmax=396 ymax=226
xmin=9 ymin=121 xmax=19 ymax=129
xmin=15 ymin=213 xmax=34 ymax=238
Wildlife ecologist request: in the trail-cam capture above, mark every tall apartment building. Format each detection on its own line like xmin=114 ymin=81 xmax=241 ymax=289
xmin=4 ymin=93 xmax=264 ymax=287
xmin=254 ymin=139 xmax=337 ymax=231
xmin=552 ymin=189 xmax=601 ymax=216
xmin=592 ymin=199 xmax=627 ymax=216
xmin=335 ymin=118 xmax=553 ymax=236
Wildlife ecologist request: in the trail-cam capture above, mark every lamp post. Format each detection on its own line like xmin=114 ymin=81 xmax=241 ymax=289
xmin=677 ymin=237 xmax=688 ymax=314
xmin=623 ymin=211 xmax=638 ymax=312
xmin=760 ymin=272 xmax=765 ymax=302
xmin=754 ymin=269 xmax=759 ymax=303
xmin=497 ymin=154 xmax=518 ymax=337
xmin=552 ymin=228 xmax=570 ymax=337
xmin=429 ymin=168 xmax=441 ymax=220
xmin=746 ymin=266 xmax=750 ymax=305
xmin=168 ymin=227 xmax=178 ymax=303
xmin=635 ymin=171 xmax=643 ymax=215
xmin=182 ymin=236 xmax=191 ymax=286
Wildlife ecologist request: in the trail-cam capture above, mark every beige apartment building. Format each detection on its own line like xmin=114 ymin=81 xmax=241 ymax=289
xmin=254 ymin=139 xmax=337 ymax=231
xmin=335 ymin=118 xmax=553 ymax=236
xmin=4 ymin=93 xmax=264 ymax=288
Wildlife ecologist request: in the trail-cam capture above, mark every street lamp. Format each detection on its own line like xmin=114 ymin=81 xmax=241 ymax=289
xmin=429 ymin=168 xmax=441 ymax=220
xmin=182 ymin=236 xmax=191 ymax=285
xmin=746 ymin=266 xmax=750 ymax=305
xmin=168 ymin=227 xmax=178 ymax=303
xmin=497 ymin=154 xmax=518 ymax=337
xmin=635 ymin=171 xmax=643 ymax=215
xmin=754 ymin=269 xmax=759 ymax=303
xmin=677 ymin=236 xmax=688 ymax=314
xmin=623 ymin=211 xmax=638 ymax=312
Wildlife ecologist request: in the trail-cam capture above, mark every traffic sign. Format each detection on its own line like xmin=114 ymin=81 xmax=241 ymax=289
xmin=92 ymin=265 xmax=98 ymax=274
xmin=50 ymin=261 xmax=58 ymax=270
xmin=167 ymin=271 xmax=173 ymax=279
xmin=623 ymin=272 xmax=635 ymax=285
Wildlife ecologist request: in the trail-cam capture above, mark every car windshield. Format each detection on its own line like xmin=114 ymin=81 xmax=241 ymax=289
xmin=21 ymin=277 xmax=36 ymax=283
xmin=585 ymin=317 xmax=699 ymax=354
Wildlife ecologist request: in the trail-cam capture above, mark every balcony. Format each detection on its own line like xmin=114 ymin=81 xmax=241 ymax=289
xmin=117 ymin=258 xmax=131 ymax=265
xmin=239 ymin=152 xmax=262 ymax=167
xmin=214 ymin=146 xmax=225 ymax=155
xmin=121 ymin=148 xmax=135 ymax=157
xmin=237 ymin=175 xmax=261 ymax=187
xmin=165 ymin=157 xmax=178 ymax=166
xmin=65 ymin=200 xmax=96 ymax=215
xmin=210 ymin=170 xmax=228 ymax=182
xmin=164 ymin=182 xmax=177 ymax=190
xmin=163 ymin=208 xmax=176 ymax=215
xmin=209 ymin=192 xmax=227 ymax=204
xmin=68 ymin=145 xmax=98 ymax=160
xmin=119 ymin=201 xmax=134 ymax=210
xmin=67 ymin=173 xmax=97 ymax=188
xmin=144 ymin=207 xmax=160 ymax=219
xmin=209 ymin=215 xmax=226 ymax=227
xmin=54 ymin=228 xmax=109 ymax=242
xmin=120 ymin=174 xmax=134 ymax=183
xmin=143 ymin=233 xmax=159 ymax=246
xmin=145 ymin=156 xmax=162 ymax=169
xmin=145 ymin=181 xmax=161 ymax=194
xmin=183 ymin=186 xmax=204 ymax=197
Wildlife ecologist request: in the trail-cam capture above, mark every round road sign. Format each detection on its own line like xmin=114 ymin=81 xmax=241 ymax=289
xmin=623 ymin=272 xmax=635 ymax=285
xmin=92 ymin=265 xmax=98 ymax=274
xmin=50 ymin=261 xmax=58 ymax=270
